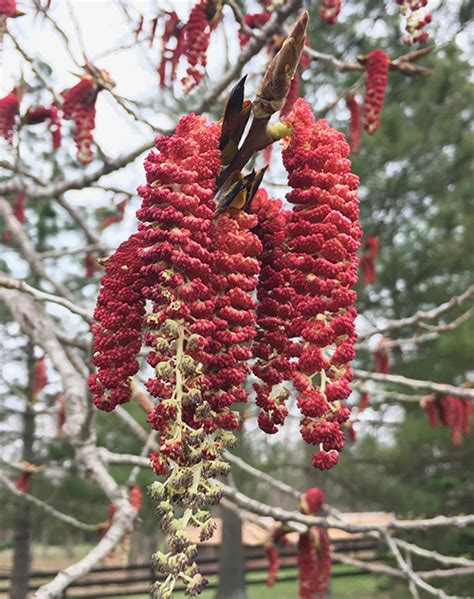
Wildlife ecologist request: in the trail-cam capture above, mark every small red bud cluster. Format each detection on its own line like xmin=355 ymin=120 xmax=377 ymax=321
xmin=424 ymin=395 xmax=472 ymax=446
xmin=358 ymin=391 xmax=370 ymax=411
xmin=98 ymin=199 xmax=128 ymax=230
xmin=361 ymin=236 xmax=379 ymax=285
xmin=15 ymin=472 xmax=32 ymax=492
xmin=32 ymin=355 xmax=48 ymax=399
xmin=24 ymin=105 xmax=62 ymax=149
xmin=0 ymin=91 xmax=19 ymax=144
xmin=396 ymin=1 xmax=432 ymax=45
xmin=363 ymin=49 xmax=390 ymax=135
xmin=320 ymin=0 xmax=342 ymax=24
xmin=62 ymin=77 xmax=98 ymax=163
xmin=374 ymin=337 xmax=390 ymax=374
xmin=2 ymin=192 xmax=25 ymax=243
xmin=84 ymin=252 xmax=99 ymax=278
xmin=238 ymin=11 xmax=271 ymax=48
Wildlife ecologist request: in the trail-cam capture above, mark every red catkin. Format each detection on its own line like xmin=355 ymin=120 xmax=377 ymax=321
xmin=361 ymin=236 xmax=379 ymax=285
xmin=181 ymin=0 xmax=221 ymax=93
xmin=32 ymin=355 xmax=48 ymax=399
xmin=364 ymin=48 xmax=390 ymax=135
xmin=282 ymin=99 xmax=361 ymax=470
xmin=157 ymin=11 xmax=185 ymax=87
xmin=374 ymin=337 xmax=390 ymax=374
xmin=15 ymin=472 xmax=32 ymax=492
xmin=0 ymin=91 xmax=19 ymax=144
xmin=88 ymin=234 xmax=147 ymax=412
xmin=252 ymin=190 xmax=291 ymax=434
xmin=345 ymin=94 xmax=361 ymax=154
xmin=320 ymin=0 xmax=342 ymax=24
xmin=24 ymin=105 xmax=62 ymax=149
xmin=0 ymin=0 xmax=17 ymax=17
xmin=424 ymin=395 xmax=472 ymax=446
xmin=62 ymin=77 xmax=98 ymax=163
xmin=358 ymin=391 xmax=370 ymax=411
xmin=363 ymin=49 xmax=390 ymax=135
xmin=265 ymin=543 xmax=280 ymax=587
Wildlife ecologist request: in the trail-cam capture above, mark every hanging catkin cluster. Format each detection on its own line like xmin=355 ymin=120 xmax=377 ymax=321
xmin=424 ymin=395 xmax=472 ymax=446
xmin=62 ymin=77 xmax=99 ymax=163
xmin=90 ymin=89 xmax=360 ymax=593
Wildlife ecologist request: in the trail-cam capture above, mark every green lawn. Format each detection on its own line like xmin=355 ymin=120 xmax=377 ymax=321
xmin=128 ymin=566 xmax=389 ymax=598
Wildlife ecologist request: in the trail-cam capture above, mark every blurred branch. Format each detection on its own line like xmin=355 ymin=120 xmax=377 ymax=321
xmin=305 ymin=45 xmax=434 ymax=77
xmin=0 ymin=470 xmax=98 ymax=532
xmin=394 ymin=538 xmax=474 ymax=568
xmin=359 ymin=286 xmax=474 ymax=340
xmin=0 ymin=198 xmax=76 ymax=302
xmin=0 ymin=274 xmax=92 ymax=322
xmin=353 ymin=369 xmax=474 ymax=399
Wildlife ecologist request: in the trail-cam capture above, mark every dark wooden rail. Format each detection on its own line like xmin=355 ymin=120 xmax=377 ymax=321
xmin=0 ymin=540 xmax=381 ymax=597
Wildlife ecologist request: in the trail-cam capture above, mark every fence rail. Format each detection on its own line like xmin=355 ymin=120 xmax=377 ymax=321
xmin=0 ymin=540 xmax=382 ymax=597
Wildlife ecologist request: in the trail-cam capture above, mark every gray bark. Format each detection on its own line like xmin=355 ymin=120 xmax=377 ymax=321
xmin=215 ymin=505 xmax=248 ymax=599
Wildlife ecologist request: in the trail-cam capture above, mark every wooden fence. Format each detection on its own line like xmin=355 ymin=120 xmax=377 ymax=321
xmin=0 ymin=539 xmax=381 ymax=597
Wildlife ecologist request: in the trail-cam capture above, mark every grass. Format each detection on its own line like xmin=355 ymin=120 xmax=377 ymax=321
xmin=0 ymin=545 xmax=392 ymax=598
xmin=127 ymin=566 xmax=390 ymax=598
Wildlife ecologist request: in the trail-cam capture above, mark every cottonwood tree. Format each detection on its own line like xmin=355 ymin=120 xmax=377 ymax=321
xmin=0 ymin=1 xmax=473 ymax=598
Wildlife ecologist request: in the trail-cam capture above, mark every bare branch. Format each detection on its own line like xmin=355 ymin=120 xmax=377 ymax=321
xmin=0 ymin=470 xmax=98 ymax=532
xmin=394 ymin=538 xmax=474 ymax=569
xmin=383 ymin=531 xmax=454 ymax=599
xmin=0 ymin=198 xmax=76 ymax=301
xmin=0 ymin=274 xmax=92 ymax=322
xmin=359 ymin=286 xmax=474 ymax=340
xmin=353 ymin=370 xmax=474 ymax=399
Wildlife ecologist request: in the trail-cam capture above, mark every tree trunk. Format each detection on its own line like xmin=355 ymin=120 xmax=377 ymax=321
xmin=10 ymin=395 xmax=35 ymax=599
xmin=215 ymin=506 xmax=248 ymax=599
xmin=10 ymin=345 xmax=36 ymax=599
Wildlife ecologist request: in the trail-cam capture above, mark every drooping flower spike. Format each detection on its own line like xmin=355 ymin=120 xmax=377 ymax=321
xmin=360 ymin=235 xmax=379 ymax=285
xmin=345 ymin=93 xmax=361 ymax=154
xmin=62 ymin=67 xmax=114 ymax=163
xmin=281 ymin=98 xmax=361 ymax=470
xmin=363 ymin=49 xmax=390 ymax=135
xmin=423 ymin=395 xmax=472 ymax=446
xmin=0 ymin=90 xmax=20 ymax=144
